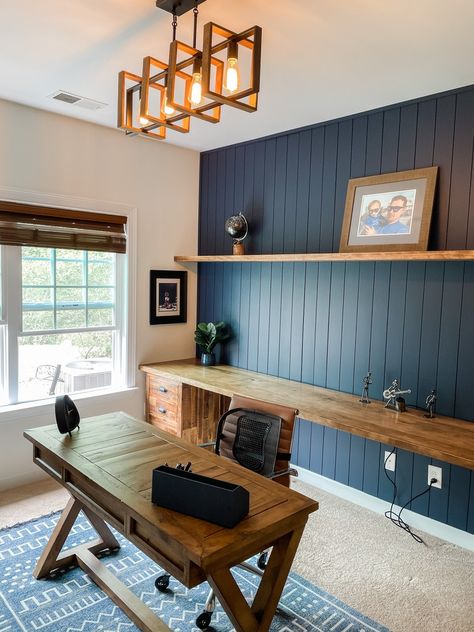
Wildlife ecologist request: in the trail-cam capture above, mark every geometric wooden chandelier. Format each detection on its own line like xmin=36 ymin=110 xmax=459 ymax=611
xmin=117 ymin=0 xmax=262 ymax=140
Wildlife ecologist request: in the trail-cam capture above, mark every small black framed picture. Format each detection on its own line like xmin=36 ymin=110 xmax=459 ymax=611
xmin=149 ymin=270 xmax=187 ymax=325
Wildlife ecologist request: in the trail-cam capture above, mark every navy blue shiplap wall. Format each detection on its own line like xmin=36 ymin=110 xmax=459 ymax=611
xmin=198 ymin=85 xmax=474 ymax=534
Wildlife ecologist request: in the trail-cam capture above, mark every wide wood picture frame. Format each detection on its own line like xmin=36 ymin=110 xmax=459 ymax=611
xmin=149 ymin=270 xmax=187 ymax=325
xmin=339 ymin=166 xmax=438 ymax=253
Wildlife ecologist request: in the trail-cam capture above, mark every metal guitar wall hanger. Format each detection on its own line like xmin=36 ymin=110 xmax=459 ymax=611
xmin=383 ymin=379 xmax=412 ymax=412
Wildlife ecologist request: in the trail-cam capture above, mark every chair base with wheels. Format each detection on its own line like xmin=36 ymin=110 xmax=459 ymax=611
xmin=155 ymin=394 xmax=299 ymax=630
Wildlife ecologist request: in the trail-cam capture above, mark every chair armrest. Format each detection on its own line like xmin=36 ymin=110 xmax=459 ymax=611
xmin=268 ymin=467 xmax=298 ymax=480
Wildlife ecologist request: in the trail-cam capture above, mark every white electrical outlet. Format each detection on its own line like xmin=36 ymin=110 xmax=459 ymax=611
xmin=428 ymin=465 xmax=442 ymax=489
xmin=384 ymin=451 xmax=396 ymax=471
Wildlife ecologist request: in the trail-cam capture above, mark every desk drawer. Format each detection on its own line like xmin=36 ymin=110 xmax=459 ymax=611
xmin=147 ymin=375 xmax=179 ymax=405
xmin=149 ymin=409 xmax=179 ymax=436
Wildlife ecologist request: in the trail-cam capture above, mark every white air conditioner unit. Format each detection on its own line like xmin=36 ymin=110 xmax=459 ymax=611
xmin=63 ymin=359 xmax=112 ymax=392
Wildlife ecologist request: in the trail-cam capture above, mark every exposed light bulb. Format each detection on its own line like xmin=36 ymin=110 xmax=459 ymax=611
xmin=224 ymin=41 xmax=240 ymax=93
xmin=189 ymin=73 xmax=203 ymax=106
xmin=139 ymin=114 xmax=149 ymax=125
xmin=161 ymin=95 xmax=175 ymax=116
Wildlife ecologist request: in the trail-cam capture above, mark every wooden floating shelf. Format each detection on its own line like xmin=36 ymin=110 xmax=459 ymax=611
xmin=175 ymin=250 xmax=474 ymax=263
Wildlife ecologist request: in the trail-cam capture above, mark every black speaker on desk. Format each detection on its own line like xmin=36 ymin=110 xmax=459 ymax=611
xmin=151 ymin=465 xmax=249 ymax=528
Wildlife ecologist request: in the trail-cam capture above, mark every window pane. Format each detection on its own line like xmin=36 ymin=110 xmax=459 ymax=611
xmin=22 ymin=259 xmax=53 ymax=286
xmin=18 ymin=331 xmax=113 ymax=403
xmin=23 ymin=310 xmax=54 ymax=331
xmin=88 ymin=287 xmax=114 ymax=305
xmin=88 ymin=307 xmax=114 ymax=327
xmin=56 ymin=287 xmax=85 ymax=306
xmin=23 ymin=287 xmax=53 ymax=305
xmin=56 ymin=261 xmax=84 ymax=286
xmin=56 ymin=309 xmax=86 ymax=329
xmin=88 ymin=261 xmax=113 ymax=286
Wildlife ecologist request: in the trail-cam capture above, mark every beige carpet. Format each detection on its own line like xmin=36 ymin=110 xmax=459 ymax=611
xmin=1 ymin=477 xmax=473 ymax=632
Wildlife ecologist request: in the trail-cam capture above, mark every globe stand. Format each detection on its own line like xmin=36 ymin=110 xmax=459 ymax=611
xmin=233 ymin=241 xmax=245 ymax=255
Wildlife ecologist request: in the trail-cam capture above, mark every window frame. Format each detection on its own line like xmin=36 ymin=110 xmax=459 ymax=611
xmin=0 ymin=187 xmax=137 ymax=410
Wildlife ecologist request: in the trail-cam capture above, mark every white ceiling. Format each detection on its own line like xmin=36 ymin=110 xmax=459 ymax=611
xmin=1 ymin=0 xmax=473 ymax=152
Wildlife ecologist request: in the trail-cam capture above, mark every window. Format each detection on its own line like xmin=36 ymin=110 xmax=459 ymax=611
xmin=0 ymin=198 xmax=133 ymax=407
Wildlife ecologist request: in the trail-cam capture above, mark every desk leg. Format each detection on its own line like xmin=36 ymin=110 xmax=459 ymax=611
xmin=207 ymin=524 xmax=305 ymax=632
xmin=34 ymin=495 xmax=120 ymax=579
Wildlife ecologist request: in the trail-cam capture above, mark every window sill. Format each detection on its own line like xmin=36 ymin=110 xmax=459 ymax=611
xmin=0 ymin=386 xmax=139 ymax=424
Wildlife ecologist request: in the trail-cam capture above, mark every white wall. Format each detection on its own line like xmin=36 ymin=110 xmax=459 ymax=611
xmin=0 ymin=98 xmax=199 ymax=490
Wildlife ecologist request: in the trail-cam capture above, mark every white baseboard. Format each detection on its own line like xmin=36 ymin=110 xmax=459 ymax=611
xmin=294 ymin=466 xmax=474 ymax=552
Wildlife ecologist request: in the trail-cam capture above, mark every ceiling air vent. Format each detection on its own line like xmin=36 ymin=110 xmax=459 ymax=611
xmin=49 ymin=91 xmax=107 ymax=110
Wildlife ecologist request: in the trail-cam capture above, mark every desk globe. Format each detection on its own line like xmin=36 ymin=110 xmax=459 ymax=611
xmin=225 ymin=213 xmax=248 ymax=255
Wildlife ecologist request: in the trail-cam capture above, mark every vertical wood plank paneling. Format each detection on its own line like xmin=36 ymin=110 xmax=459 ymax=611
xmin=199 ymin=154 xmax=209 ymax=255
xmin=455 ymin=262 xmax=474 ymax=420
xmin=397 ymin=103 xmax=417 ymax=170
xmin=198 ymin=85 xmax=474 ymax=534
xmin=381 ymin=108 xmax=400 ymax=174
xmin=301 ymin=263 xmax=318 ymax=384
xmin=363 ymin=440 xmax=380 ymax=497
xmin=335 ymin=430 xmax=351 ymax=485
xmin=365 ymin=112 xmax=383 ymax=176
xmin=320 ymin=124 xmax=338 ymax=252
xmin=333 ymin=119 xmax=353 ymax=250
xmin=368 ymin=262 xmax=391 ymax=399
xmin=215 ymin=151 xmax=226 ymax=255
xmin=283 ymin=134 xmax=300 ymax=253
xmin=289 ymin=263 xmax=306 ymax=381
xmin=417 ymin=263 xmax=444 ymax=408
xmin=339 ymin=263 xmax=359 ymax=393
xmin=431 ymin=94 xmax=456 ymax=250
xmin=273 ymin=137 xmax=288 ymax=253
xmin=414 ymin=99 xmax=436 ymax=168
xmin=321 ymin=427 xmax=337 ymax=480
xmin=267 ymin=263 xmax=283 ymax=376
xmin=447 ymin=90 xmax=474 ymax=249
xmin=261 ymin=139 xmax=276 ymax=253
xmin=307 ymin=127 xmax=324 ymax=252
xmin=257 ymin=263 xmax=271 ymax=374
xmin=238 ymin=261 xmax=251 ymax=368
xmin=400 ymin=262 xmax=425 ymax=407
xmin=447 ymin=466 xmax=470 ymax=531
xmin=243 ymin=144 xmax=256 ymax=253
xmin=384 ymin=262 xmax=408 ymax=389
xmin=207 ymin=151 xmax=218 ymax=254
xmin=326 ymin=263 xmax=345 ymax=390
xmin=309 ymin=422 xmax=324 ymax=474
xmin=247 ymin=263 xmax=261 ymax=371
xmin=378 ymin=443 xmax=396 ymax=502
xmin=295 ymin=130 xmax=312 ymax=253
xmin=252 ymin=141 xmax=266 ymax=254
xmin=313 ymin=263 xmax=331 ymax=386
xmin=436 ymin=262 xmax=464 ymax=416
xmin=352 ymin=262 xmax=375 ymax=391
xmin=278 ymin=263 xmax=294 ymax=379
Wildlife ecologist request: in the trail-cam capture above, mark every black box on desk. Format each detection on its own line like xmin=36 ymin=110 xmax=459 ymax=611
xmin=151 ymin=465 xmax=249 ymax=528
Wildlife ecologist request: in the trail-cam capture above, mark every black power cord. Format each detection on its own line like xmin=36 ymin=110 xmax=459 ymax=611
xmin=383 ymin=447 xmax=436 ymax=544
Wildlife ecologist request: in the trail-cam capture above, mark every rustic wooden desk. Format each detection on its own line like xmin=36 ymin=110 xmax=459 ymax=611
xmin=24 ymin=413 xmax=318 ymax=632
xmin=140 ymin=359 xmax=474 ymax=470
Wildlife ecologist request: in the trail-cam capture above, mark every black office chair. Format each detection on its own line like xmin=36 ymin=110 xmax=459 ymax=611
xmin=155 ymin=394 xmax=299 ymax=630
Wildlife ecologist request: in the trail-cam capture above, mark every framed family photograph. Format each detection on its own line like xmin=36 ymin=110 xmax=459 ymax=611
xmin=339 ymin=166 xmax=438 ymax=253
xmin=149 ymin=270 xmax=187 ymax=325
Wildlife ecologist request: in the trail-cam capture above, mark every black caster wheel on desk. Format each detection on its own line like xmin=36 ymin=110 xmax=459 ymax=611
xmin=196 ymin=611 xmax=213 ymax=629
xmin=155 ymin=573 xmax=170 ymax=592
xmin=257 ymin=551 xmax=268 ymax=570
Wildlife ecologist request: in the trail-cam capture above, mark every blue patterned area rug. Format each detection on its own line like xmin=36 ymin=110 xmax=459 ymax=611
xmin=0 ymin=512 xmax=389 ymax=632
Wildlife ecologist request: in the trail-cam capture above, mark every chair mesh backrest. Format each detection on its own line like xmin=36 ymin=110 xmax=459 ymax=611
xmin=216 ymin=408 xmax=282 ymax=477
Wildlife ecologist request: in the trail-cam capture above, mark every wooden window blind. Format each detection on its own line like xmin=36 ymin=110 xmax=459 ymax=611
xmin=0 ymin=201 xmax=127 ymax=253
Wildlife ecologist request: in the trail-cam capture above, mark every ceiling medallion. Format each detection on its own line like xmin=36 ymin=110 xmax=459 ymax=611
xmin=117 ymin=0 xmax=262 ymax=140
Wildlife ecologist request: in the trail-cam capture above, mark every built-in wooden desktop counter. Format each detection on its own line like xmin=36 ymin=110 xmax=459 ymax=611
xmin=139 ymin=359 xmax=474 ymax=470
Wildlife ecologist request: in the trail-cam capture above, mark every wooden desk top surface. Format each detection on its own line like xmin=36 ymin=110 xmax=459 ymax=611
xmin=140 ymin=359 xmax=474 ymax=470
xmin=24 ymin=413 xmax=317 ymax=573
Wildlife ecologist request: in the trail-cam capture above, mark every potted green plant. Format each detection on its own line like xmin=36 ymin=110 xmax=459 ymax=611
xmin=194 ymin=321 xmax=229 ymax=365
